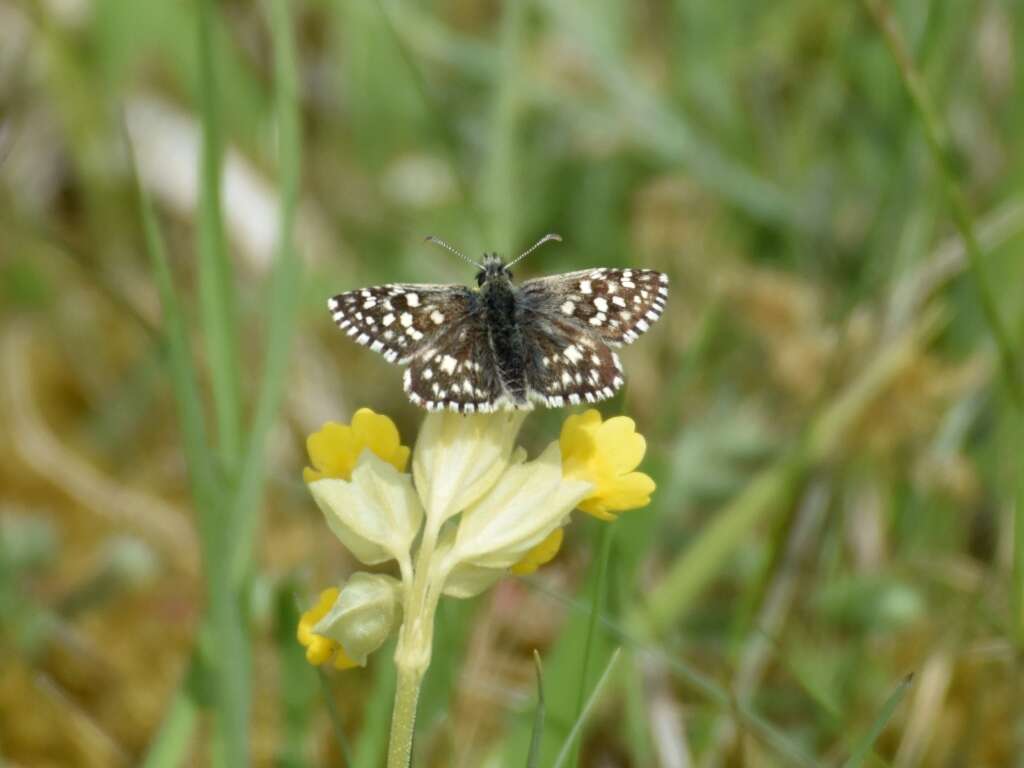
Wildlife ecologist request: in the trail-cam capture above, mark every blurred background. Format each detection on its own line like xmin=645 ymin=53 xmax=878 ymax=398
xmin=1 ymin=0 xmax=1023 ymax=765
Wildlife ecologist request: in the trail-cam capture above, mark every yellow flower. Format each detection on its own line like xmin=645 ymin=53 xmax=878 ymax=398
xmin=560 ymin=410 xmax=656 ymax=520
xmin=304 ymin=408 xmax=410 ymax=483
xmin=511 ymin=527 xmax=564 ymax=575
xmin=296 ymin=587 xmax=358 ymax=670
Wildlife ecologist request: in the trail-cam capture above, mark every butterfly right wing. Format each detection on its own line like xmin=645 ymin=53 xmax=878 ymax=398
xmin=328 ymin=283 xmax=474 ymax=364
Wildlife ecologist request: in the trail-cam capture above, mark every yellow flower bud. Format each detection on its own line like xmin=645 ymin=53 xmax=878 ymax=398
xmin=312 ymin=573 xmax=402 ymax=666
xmin=296 ymin=587 xmax=359 ymax=669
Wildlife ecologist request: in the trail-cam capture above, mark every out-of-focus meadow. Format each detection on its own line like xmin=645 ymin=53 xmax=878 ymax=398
xmin=2 ymin=0 xmax=1023 ymax=765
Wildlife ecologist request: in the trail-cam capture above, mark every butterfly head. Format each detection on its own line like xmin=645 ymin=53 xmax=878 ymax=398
xmin=476 ymin=253 xmax=513 ymax=287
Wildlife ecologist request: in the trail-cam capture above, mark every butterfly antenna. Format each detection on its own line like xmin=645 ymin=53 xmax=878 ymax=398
xmin=508 ymin=233 xmax=562 ymax=268
xmin=424 ymin=235 xmax=484 ymax=270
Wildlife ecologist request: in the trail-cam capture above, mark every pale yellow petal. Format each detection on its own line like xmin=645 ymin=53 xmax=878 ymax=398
xmin=308 ymin=453 xmax=424 ymax=566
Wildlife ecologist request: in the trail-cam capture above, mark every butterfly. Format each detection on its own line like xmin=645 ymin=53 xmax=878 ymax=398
xmin=327 ymin=235 xmax=668 ymax=413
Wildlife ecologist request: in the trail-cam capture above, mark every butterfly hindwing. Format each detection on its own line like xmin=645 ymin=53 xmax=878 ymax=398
xmin=521 ymin=312 xmax=625 ymax=407
xmin=402 ymin=321 xmax=508 ymax=413
xmin=518 ymin=268 xmax=669 ymax=346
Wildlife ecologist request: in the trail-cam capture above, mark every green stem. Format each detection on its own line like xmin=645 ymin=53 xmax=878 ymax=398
xmin=570 ymin=523 xmax=614 ymax=767
xmin=387 ymin=662 xmax=425 ymax=768
xmin=196 ymin=0 xmax=243 ymax=461
xmin=386 ymin=519 xmax=445 ymax=768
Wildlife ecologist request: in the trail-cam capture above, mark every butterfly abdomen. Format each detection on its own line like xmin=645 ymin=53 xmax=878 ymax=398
xmin=481 ymin=276 xmax=528 ymax=403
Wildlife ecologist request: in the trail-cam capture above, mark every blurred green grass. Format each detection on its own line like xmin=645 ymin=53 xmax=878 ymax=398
xmin=1 ymin=0 xmax=1023 ymax=766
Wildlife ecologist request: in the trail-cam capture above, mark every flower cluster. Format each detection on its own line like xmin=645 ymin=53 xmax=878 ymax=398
xmin=297 ymin=407 xmax=654 ymax=671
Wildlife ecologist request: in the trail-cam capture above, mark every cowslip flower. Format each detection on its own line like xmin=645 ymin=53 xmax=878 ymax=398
xmin=297 ymin=406 xmax=654 ymax=768
xmin=560 ymin=410 xmax=656 ymax=520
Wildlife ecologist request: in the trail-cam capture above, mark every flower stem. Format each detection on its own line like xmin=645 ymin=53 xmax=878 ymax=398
xmin=386 ymin=662 xmax=423 ymax=768
xmin=387 ymin=519 xmax=444 ymax=767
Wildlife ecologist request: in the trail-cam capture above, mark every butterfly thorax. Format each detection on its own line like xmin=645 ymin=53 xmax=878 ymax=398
xmin=477 ymin=254 xmax=528 ymax=403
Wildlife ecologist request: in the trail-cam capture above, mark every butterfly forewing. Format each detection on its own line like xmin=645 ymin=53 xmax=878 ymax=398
xmin=328 ymin=283 xmax=475 ymax=364
xmin=518 ymin=268 xmax=669 ymax=346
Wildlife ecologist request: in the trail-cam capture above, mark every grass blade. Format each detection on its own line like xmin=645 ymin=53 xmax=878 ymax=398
xmin=140 ymin=684 xmax=198 ymax=768
xmin=353 ymin=654 xmax=396 ymax=768
xmin=130 ymin=130 xmax=249 ymax=767
xmin=568 ymin=523 xmax=614 ymax=766
xmin=275 ymin=590 xmax=320 ymax=768
xmin=129 ymin=127 xmax=217 ymax=516
xmin=526 ymin=651 xmax=546 ymax=768
xmin=480 ymin=0 xmax=526 ymax=253
xmin=229 ymin=0 xmax=304 ymax=585
xmin=197 ymin=0 xmax=242 ymax=462
xmin=552 ymin=648 xmax=622 ymax=768
xmin=317 ymin=672 xmax=355 ymax=767
xmin=842 ymin=674 xmax=914 ymax=768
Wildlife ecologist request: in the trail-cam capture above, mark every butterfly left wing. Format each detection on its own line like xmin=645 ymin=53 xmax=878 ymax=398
xmin=328 ymin=283 xmax=475 ymax=364
xmin=518 ymin=267 xmax=668 ymax=346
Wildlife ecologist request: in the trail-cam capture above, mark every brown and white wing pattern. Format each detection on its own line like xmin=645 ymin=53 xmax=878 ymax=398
xmin=518 ymin=309 xmax=625 ymax=407
xmin=327 ymin=283 xmax=475 ymax=364
xmin=518 ymin=268 xmax=668 ymax=346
